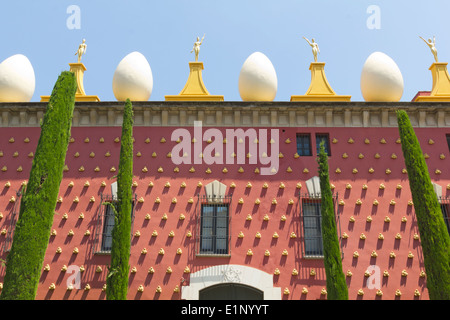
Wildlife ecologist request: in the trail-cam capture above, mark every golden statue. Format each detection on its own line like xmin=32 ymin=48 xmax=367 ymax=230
xmin=303 ymin=37 xmax=320 ymax=62
xmin=191 ymin=34 xmax=205 ymax=62
xmin=75 ymin=39 xmax=87 ymax=63
xmin=420 ymin=35 xmax=438 ymax=62
xmin=42 ymin=38 xmax=99 ymax=101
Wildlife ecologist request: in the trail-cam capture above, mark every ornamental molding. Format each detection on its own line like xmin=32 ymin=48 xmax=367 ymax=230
xmin=305 ymin=176 xmax=321 ymax=197
xmin=1 ymin=101 xmax=450 ymax=128
xmin=222 ymin=266 xmax=242 ymax=283
xmin=204 ymin=180 xmax=227 ymax=203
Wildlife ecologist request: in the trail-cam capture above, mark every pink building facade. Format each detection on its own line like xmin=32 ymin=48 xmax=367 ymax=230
xmin=0 ymin=101 xmax=449 ymax=300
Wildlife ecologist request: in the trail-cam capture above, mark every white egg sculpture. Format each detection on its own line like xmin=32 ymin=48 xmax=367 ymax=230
xmin=238 ymin=52 xmax=277 ymax=101
xmin=0 ymin=54 xmax=35 ymax=102
xmin=112 ymin=51 xmax=153 ymax=101
xmin=360 ymin=52 xmax=404 ymax=102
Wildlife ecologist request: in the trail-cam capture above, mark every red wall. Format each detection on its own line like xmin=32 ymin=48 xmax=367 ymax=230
xmin=1 ymin=125 xmax=448 ymax=300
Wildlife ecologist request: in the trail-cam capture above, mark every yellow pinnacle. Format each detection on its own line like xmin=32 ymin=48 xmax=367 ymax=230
xmin=165 ymin=62 xmax=223 ymax=101
xmin=41 ymin=62 xmax=100 ymax=102
xmin=414 ymin=62 xmax=450 ymax=101
xmin=290 ymin=62 xmax=351 ymax=102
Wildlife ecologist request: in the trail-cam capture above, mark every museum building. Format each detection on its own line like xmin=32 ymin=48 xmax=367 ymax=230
xmin=0 ymin=45 xmax=450 ymax=300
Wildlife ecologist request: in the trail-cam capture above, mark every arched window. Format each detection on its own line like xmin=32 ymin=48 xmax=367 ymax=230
xmin=199 ymin=283 xmax=263 ymax=300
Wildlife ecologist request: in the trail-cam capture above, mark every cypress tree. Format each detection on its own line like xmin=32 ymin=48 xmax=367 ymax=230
xmin=397 ymin=110 xmax=450 ymax=300
xmin=106 ymin=99 xmax=134 ymax=300
xmin=0 ymin=71 xmax=77 ymax=300
xmin=317 ymin=141 xmax=348 ymax=300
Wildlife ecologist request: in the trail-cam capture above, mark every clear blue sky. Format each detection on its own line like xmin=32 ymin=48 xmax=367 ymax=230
xmin=1 ymin=0 xmax=449 ymax=102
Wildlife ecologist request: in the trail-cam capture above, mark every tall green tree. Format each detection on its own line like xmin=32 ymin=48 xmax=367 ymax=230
xmin=317 ymin=141 xmax=348 ymax=300
xmin=397 ymin=110 xmax=450 ymax=300
xmin=106 ymin=99 xmax=134 ymax=300
xmin=0 ymin=71 xmax=77 ymax=300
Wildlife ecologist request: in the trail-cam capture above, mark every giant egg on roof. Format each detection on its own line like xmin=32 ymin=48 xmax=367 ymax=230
xmin=112 ymin=51 xmax=153 ymax=101
xmin=0 ymin=54 xmax=35 ymax=102
xmin=360 ymin=52 xmax=404 ymax=102
xmin=238 ymin=52 xmax=277 ymax=101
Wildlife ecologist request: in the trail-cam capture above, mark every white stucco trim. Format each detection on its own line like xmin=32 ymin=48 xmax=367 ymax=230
xmin=181 ymin=264 xmax=281 ymax=300
xmin=204 ymin=180 xmax=227 ymax=203
xmin=432 ymin=182 xmax=442 ymax=199
xmin=306 ymin=176 xmax=321 ymax=197
xmin=111 ymin=181 xmax=118 ymax=199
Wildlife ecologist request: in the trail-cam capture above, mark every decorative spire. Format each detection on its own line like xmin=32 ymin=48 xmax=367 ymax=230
xmin=165 ymin=36 xmax=223 ymax=101
xmin=413 ymin=61 xmax=450 ymax=101
xmin=291 ymin=38 xmax=350 ymax=102
xmin=41 ymin=39 xmax=100 ymax=102
xmin=413 ymin=35 xmax=450 ymax=101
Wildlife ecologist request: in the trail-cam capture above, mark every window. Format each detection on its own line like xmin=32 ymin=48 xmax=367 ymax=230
xmin=93 ymin=194 xmax=136 ymax=254
xmin=447 ymin=134 xmax=450 ymax=152
xmin=316 ymin=133 xmax=331 ymax=156
xmin=440 ymin=203 xmax=450 ymax=235
xmin=301 ymin=199 xmax=323 ymax=257
xmin=299 ymin=191 xmax=340 ymax=258
xmin=296 ymin=133 xmax=312 ymax=156
xmin=200 ymin=204 xmax=229 ymax=255
xmin=1 ymin=190 xmax=23 ymax=254
xmin=437 ymin=195 xmax=450 ymax=236
xmin=196 ymin=181 xmax=231 ymax=256
xmin=100 ymin=203 xmax=116 ymax=252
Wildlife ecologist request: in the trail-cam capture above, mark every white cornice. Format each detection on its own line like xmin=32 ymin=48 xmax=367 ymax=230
xmin=0 ymin=101 xmax=449 ymax=128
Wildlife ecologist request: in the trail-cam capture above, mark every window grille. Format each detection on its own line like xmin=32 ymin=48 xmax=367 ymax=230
xmin=446 ymin=134 xmax=450 ymax=153
xmin=315 ymin=133 xmax=331 ymax=156
xmin=92 ymin=193 xmax=137 ymax=255
xmin=298 ymin=192 xmax=341 ymax=258
xmin=1 ymin=189 xmax=23 ymax=254
xmin=195 ymin=195 xmax=232 ymax=256
xmin=438 ymin=196 xmax=450 ymax=235
xmin=296 ymin=133 xmax=312 ymax=156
